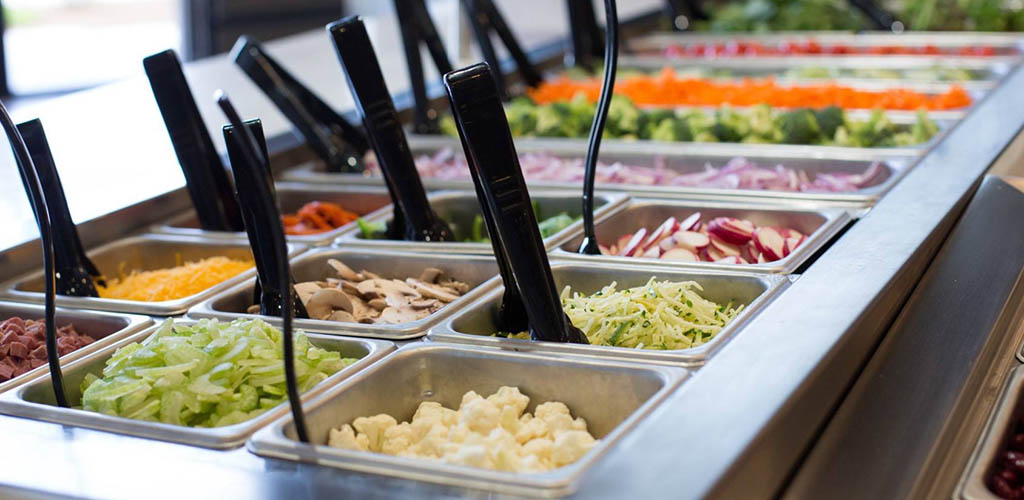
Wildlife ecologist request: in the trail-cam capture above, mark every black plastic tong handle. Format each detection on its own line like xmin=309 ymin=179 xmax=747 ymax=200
xmin=565 ymin=0 xmax=604 ymax=71
xmin=393 ymin=0 xmax=454 ymax=134
xmin=1 ymin=102 xmax=69 ymax=407
xmin=328 ymin=17 xmax=454 ymax=242
xmin=460 ymin=0 xmax=543 ymax=101
xmin=444 ymin=63 xmax=587 ymax=345
xmin=144 ymin=49 xmax=244 ymax=232
xmin=219 ymin=109 xmax=308 ymax=320
xmin=16 ymin=119 xmax=101 ymax=297
xmin=232 ymin=37 xmax=369 ymax=174
xmin=579 ymin=0 xmax=619 ymax=256
xmin=217 ymin=93 xmax=309 ymax=443
xmin=847 ymin=0 xmax=903 ymax=31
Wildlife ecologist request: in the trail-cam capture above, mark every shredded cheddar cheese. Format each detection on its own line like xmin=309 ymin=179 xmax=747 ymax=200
xmin=97 ymin=256 xmax=252 ymax=302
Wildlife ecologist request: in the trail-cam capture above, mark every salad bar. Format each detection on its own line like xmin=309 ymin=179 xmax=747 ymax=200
xmin=3 ymin=5 xmax=1024 ymax=500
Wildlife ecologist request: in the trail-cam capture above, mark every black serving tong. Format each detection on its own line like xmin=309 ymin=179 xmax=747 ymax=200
xmin=393 ymin=0 xmax=454 ymax=134
xmin=579 ymin=0 xmax=619 ymax=256
xmin=460 ymin=0 xmax=543 ymax=101
xmin=0 ymin=101 xmax=69 ymax=407
xmin=847 ymin=0 xmax=904 ymax=31
xmin=664 ymin=0 xmax=709 ymax=30
xmin=217 ymin=93 xmax=309 ymax=442
xmin=232 ymin=37 xmax=370 ymax=174
xmin=217 ymin=95 xmax=308 ymax=320
xmin=217 ymin=94 xmax=308 ymax=442
xmin=15 ymin=120 xmax=102 ymax=297
xmin=445 ymin=63 xmax=587 ymax=345
xmin=143 ymin=49 xmax=244 ymax=232
xmin=328 ymin=17 xmax=454 ymax=243
xmin=565 ymin=0 xmax=604 ymax=71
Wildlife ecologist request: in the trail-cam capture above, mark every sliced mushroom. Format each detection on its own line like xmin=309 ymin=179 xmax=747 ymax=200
xmin=293 ymin=282 xmax=322 ymax=303
xmin=378 ymin=307 xmax=427 ymax=324
xmin=338 ymin=280 xmax=360 ymax=295
xmin=441 ymin=279 xmax=470 ymax=294
xmin=328 ymin=310 xmax=356 ymax=323
xmin=349 ymin=295 xmax=378 ymax=322
xmin=327 ymin=259 xmax=361 ymax=281
xmin=406 ymin=278 xmax=460 ymax=302
xmin=367 ymin=298 xmax=388 ymax=310
xmin=246 ymin=304 xmax=261 ymax=314
xmin=305 ymin=288 xmax=354 ymax=320
xmin=361 ymin=270 xmax=382 ymax=280
xmin=356 ymin=279 xmax=418 ymax=299
xmin=418 ymin=267 xmax=443 ymax=283
xmin=410 ymin=299 xmax=441 ymax=309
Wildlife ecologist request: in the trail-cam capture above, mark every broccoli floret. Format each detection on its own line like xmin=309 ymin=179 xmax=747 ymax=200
xmin=777 ymin=109 xmax=821 ymax=145
xmin=845 ymin=110 xmax=895 ymax=147
xmin=606 ymin=96 xmax=641 ymax=137
xmin=685 ymin=110 xmax=716 ymax=139
xmin=505 ymin=97 xmax=538 ymax=136
xmin=712 ymin=106 xmax=751 ymax=142
xmin=911 ymin=110 xmax=939 ymax=144
xmin=649 ymin=117 xmax=692 ymax=142
xmin=566 ymin=93 xmax=596 ymax=132
xmin=640 ymin=109 xmax=677 ymax=139
xmin=814 ymin=106 xmax=845 ymax=140
xmin=534 ymin=102 xmax=576 ymax=137
xmin=693 ymin=131 xmax=719 ymax=143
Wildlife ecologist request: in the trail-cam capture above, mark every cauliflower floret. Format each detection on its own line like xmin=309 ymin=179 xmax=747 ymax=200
xmin=459 ymin=390 xmax=483 ymax=410
xmin=499 ymin=405 xmax=521 ymax=434
xmin=446 ymin=444 xmax=493 ymax=470
xmin=327 ymin=423 xmax=366 ymax=451
xmin=515 ymin=414 xmax=548 ymax=444
xmin=551 ymin=430 xmax=597 ymax=467
xmin=486 ymin=386 xmax=530 ymax=416
xmin=411 ymin=401 xmax=452 ymax=440
xmin=522 ymin=437 xmax=554 ymax=466
xmin=571 ymin=416 xmax=589 ymax=432
xmin=535 ymin=401 xmax=575 ymax=434
xmin=459 ymin=397 xmax=500 ymax=434
xmin=353 ymin=414 xmax=397 ymax=452
xmin=382 ymin=421 xmax=414 ymax=455
xmin=409 ymin=424 xmax=448 ymax=458
xmin=486 ymin=428 xmax=522 ymax=471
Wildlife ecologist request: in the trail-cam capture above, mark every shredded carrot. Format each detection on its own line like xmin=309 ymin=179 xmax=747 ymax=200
xmin=282 ymin=201 xmax=359 ymax=235
xmin=526 ymin=70 xmax=972 ymax=111
xmin=97 ymin=256 xmax=252 ymax=302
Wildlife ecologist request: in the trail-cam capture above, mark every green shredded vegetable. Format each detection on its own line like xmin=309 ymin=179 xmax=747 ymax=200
xmin=505 ymin=278 xmax=744 ymax=350
xmin=79 ymin=318 xmax=357 ymax=428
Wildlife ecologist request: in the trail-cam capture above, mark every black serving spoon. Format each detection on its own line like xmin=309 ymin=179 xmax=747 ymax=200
xmin=445 ymin=63 xmax=587 ymax=344
xmin=216 ymin=92 xmax=309 ymax=442
xmin=144 ymin=49 xmax=244 ymax=231
xmin=327 ymin=16 xmax=454 ymax=243
xmin=232 ymin=37 xmax=370 ymax=174
xmin=578 ymin=0 xmax=619 ymax=256
xmin=1 ymin=102 xmax=68 ymax=407
xmin=218 ymin=99 xmax=308 ymax=320
xmin=15 ymin=119 xmax=102 ymax=297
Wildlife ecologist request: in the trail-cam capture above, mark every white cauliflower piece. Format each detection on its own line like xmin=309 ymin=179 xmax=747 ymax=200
xmin=571 ymin=416 xmax=589 ymax=432
xmin=327 ymin=423 xmax=366 ymax=451
xmin=499 ymin=405 xmax=521 ymax=434
xmin=486 ymin=428 xmax=522 ymax=471
xmin=410 ymin=424 xmax=448 ymax=458
xmin=515 ymin=414 xmax=548 ymax=444
xmin=447 ymin=444 xmax=492 ymax=470
xmin=353 ymin=414 xmax=397 ymax=452
xmin=486 ymin=386 xmax=530 ymax=416
xmin=459 ymin=390 xmax=483 ymax=410
xmin=535 ymin=401 xmax=575 ymax=434
xmin=411 ymin=401 xmax=451 ymax=440
xmin=459 ymin=397 xmax=500 ymax=434
xmin=522 ymin=437 xmax=554 ymax=467
xmin=382 ymin=421 xmax=414 ymax=455
xmin=551 ymin=430 xmax=597 ymax=467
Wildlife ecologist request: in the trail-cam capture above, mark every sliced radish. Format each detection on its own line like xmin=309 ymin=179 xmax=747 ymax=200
xmin=715 ymin=256 xmax=748 ymax=265
xmin=615 ymin=234 xmax=632 ymax=252
xmin=679 ymin=212 xmax=701 ymax=231
xmin=757 ymin=253 xmax=768 ymax=264
xmin=709 ymin=235 xmax=742 ymax=257
xmin=661 ymin=248 xmax=698 ymax=261
xmin=672 ymin=230 xmax=709 ymax=252
xmin=659 ymin=236 xmax=679 ymax=252
xmin=642 ymin=217 xmax=678 ymax=250
xmin=754 ymin=227 xmax=785 ymax=261
xmin=598 ymin=244 xmax=611 ymax=255
xmin=641 ymin=246 xmax=661 ymax=259
xmin=618 ymin=228 xmax=646 ymax=257
xmin=705 ymin=244 xmax=726 ymax=262
xmin=742 ymin=242 xmax=760 ymax=263
xmin=708 ymin=217 xmax=754 ymax=245
xmin=783 ymin=235 xmax=806 ymax=256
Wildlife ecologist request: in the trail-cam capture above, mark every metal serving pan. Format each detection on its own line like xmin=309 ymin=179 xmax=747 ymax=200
xmin=287 ymin=137 xmax=915 ymax=207
xmin=0 ymin=302 xmax=152 ymax=394
xmin=958 ymin=365 xmax=1024 ymax=499
xmin=552 ymin=198 xmax=851 ymax=275
xmin=151 ymin=183 xmax=393 ymax=246
xmin=430 ymin=261 xmax=787 ymax=367
xmin=336 ymin=190 xmax=628 ymax=255
xmin=0 ymin=234 xmax=306 ymax=316
xmin=188 ymin=248 xmax=500 ymax=340
xmin=0 ymin=319 xmax=394 ymax=449
xmin=247 ymin=342 xmax=687 ymax=497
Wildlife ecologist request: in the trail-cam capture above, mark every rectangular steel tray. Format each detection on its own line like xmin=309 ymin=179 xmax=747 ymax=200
xmin=0 ymin=319 xmax=395 ymax=449
xmin=336 ymin=190 xmax=628 ymax=255
xmin=430 ymin=261 xmax=787 ymax=367
xmin=283 ymin=135 xmax=917 ymax=207
xmin=0 ymin=234 xmax=306 ymax=316
xmin=150 ymin=183 xmax=393 ymax=246
xmin=247 ymin=342 xmax=687 ymax=497
xmin=0 ymin=302 xmax=152 ymax=394
xmin=958 ymin=365 xmax=1024 ymax=499
xmin=551 ymin=198 xmax=851 ymax=274
xmin=188 ymin=248 xmax=500 ymax=340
